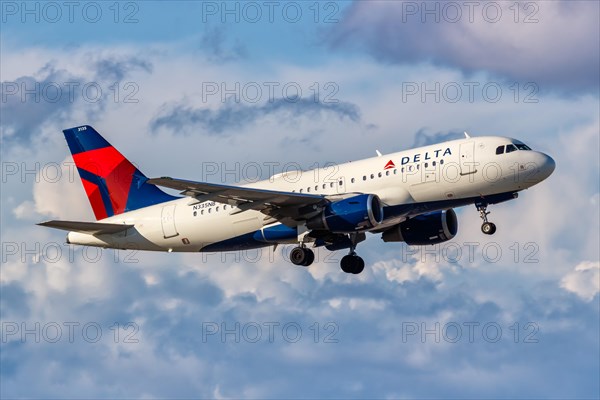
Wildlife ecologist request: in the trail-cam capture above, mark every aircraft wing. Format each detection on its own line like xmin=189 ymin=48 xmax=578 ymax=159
xmin=147 ymin=177 xmax=328 ymax=222
xmin=38 ymin=220 xmax=133 ymax=235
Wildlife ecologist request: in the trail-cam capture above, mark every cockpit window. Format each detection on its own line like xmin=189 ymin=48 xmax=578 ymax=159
xmin=497 ymin=141 xmax=532 ymax=155
xmin=515 ymin=143 xmax=531 ymax=150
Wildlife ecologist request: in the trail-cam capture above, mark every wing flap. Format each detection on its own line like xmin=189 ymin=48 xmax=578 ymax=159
xmin=38 ymin=220 xmax=133 ymax=235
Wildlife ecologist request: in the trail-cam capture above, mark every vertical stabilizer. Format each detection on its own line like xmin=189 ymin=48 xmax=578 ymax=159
xmin=63 ymin=125 xmax=178 ymax=220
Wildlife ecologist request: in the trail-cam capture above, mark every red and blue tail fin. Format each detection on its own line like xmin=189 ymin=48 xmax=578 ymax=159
xmin=63 ymin=125 xmax=178 ymax=220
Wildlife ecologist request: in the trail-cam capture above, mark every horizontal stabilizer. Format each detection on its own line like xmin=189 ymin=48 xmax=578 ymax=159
xmin=38 ymin=220 xmax=133 ymax=235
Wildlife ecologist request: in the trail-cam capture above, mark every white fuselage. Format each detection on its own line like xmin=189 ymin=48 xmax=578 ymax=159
xmin=66 ymin=136 xmax=555 ymax=251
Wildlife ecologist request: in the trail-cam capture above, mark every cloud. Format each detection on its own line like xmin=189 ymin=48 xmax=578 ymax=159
xmin=372 ymin=256 xmax=459 ymax=285
xmin=28 ymin=157 xmax=94 ymax=220
xmin=93 ymin=56 xmax=153 ymax=82
xmin=412 ymin=128 xmax=464 ymax=147
xmin=200 ymin=26 xmax=248 ymax=63
xmin=1 ymin=53 xmax=153 ymax=147
xmin=561 ymin=261 xmax=600 ymax=301
xmin=150 ymin=97 xmax=361 ymax=136
xmin=328 ymin=1 xmax=600 ymax=94
xmin=1 ymin=66 xmax=86 ymax=145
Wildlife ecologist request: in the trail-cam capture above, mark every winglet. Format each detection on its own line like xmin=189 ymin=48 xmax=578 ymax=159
xmin=464 ymin=131 xmax=471 ymax=138
xmin=376 ymin=150 xmax=382 ymax=157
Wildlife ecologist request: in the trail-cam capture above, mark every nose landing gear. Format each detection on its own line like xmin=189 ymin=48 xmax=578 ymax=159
xmin=477 ymin=203 xmax=497 ymax=235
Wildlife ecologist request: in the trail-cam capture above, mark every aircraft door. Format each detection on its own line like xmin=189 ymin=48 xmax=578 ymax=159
xmin=459 ymin=141 xmax=477 ymax=175
xmin=161 ymin=204 xmax=179 ymax=238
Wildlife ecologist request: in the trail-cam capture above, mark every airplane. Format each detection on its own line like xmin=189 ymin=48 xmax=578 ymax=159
xmin=38 ymin=125 xmax=555 ymax=274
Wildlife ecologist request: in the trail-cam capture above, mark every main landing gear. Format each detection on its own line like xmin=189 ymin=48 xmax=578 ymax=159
xmin=476 ymin=204 xmax=497 ymax=235
xmin=290 ymin=233 xmax=366 ymax=274
xmin=340 ymin=233 xmax=365 ymax=274
xmin=290 ymin=246 xmax=315 ymax=267
xmin=340 ymin=252 xmax=365 ymax=275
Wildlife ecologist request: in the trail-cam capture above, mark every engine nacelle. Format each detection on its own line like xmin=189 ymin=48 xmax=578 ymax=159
xmin=382 ymin=209 xmax=458 ymax=245
xmin=307 ymin=194 xmax=383 ymax=233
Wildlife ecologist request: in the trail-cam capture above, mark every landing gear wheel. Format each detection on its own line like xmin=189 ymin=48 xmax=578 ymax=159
xmin=353 ymin=256 xmax=365 ymax=274
xmin=290 ymin=247 xmax=314 ymax=267
xmin=340 ymin=253 xmax=365 ymax=274
xmin=481 ymin=222 xmax=497 ymax=235
xmin=340 ymin=255 xmax=353 ymax=273
xmin=476 ymin=204 xmax=497 ymax=235
xmin=304 ymin=248 xmax=315 ymax=266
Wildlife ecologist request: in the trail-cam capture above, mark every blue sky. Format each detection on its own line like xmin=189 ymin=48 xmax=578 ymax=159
xmin=1 ymin=1 xmax=599 ymax=398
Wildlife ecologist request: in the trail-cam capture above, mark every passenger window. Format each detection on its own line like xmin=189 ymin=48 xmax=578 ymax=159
xmin=208 ymin=208 xmax=211 ymax=214
xmin=363 ymin=175 xmax=367 ymax=181
xmin=506 ymin=144 xmax=517 ymax=153
xmin=216 ymin=206 xmax=219 ymax=212
xmin=401 ymin=167 xmax=404 ymax=173
xmin=378 ymin=172 xmax=382 ymax=178
xmin=193 ymin=211 xmax=197 ymax=217
xmin=338 ymin=180 xmax=342 ymax=186
xmin=432 ymin=161 xmax=436 ymax=166
xmin=440 ymin=159 xmax=444 ymax=165
xmin=424 ymin=162 xmax=428 ymax=168
xmin=201 ymin=210 xmax=204 ymax=215
xmin=496 ymin=145 xmax=505 ymax=155
xmin=394 ymin=169 xmax=397 ymax=174
xmin=299 ymin=188 xmax=303 ymax=193
xmin=351 ymin=178 xmax=355 ymax=183
xmin=330 ymin=182 xmax=334 ymax=188
xmin=386 ymin=170 xmax=390 ymax=176
xmin=307 ymin=187 xmax=310 ymax=192
xmin=224 ymin=205 xmax=227 ymax=210
xmin=315 ymin=185 xmax=318 ymax=191
xmin=370 ymin=174 xmax=374 ymax=179
xmin=322 ymin=184 xmax=326 ymax=189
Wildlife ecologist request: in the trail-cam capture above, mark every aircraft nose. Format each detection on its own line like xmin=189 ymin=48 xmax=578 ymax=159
xmin=538 ymin=153 xmax=556 ymax=180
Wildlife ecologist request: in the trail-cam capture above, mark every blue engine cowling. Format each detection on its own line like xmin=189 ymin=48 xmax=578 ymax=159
xmin=381 ymin=209 xmax=458 ymax=245
xmin=307 ymin=194 xmax=384 ymax=233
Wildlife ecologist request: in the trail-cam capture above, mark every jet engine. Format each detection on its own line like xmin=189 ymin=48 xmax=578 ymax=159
xmin=307 ymin=194 xmax=383 ymax=233
xmin=382 ymin=209 xmax=458 ymax=245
